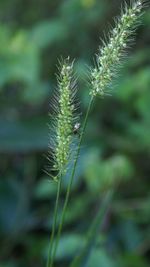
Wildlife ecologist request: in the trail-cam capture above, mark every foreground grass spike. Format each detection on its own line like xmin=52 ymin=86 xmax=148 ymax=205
xmin=90 ymin=0 xmax=143 ymax=97
xmin=53 ymin=57 xmax=76 ymax=177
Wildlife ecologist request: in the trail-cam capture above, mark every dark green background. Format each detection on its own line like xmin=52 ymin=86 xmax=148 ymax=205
xmin=0 ymin=0 xmax=150 ymax=266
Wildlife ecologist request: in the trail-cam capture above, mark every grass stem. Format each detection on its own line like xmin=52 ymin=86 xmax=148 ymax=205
xmin=70 ymin=189 xmax=114 ymax=267
xmin=50 ymin=96 xmax=94 ymax=267
xmin=46 ymin=174 xmax=62 ymax=267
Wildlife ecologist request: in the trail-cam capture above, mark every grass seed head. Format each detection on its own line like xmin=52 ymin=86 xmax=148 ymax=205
xmin=90 ymin=0 xmax=144 ymax=97
xmin=52 ymin=58 xmax=77 ymax=176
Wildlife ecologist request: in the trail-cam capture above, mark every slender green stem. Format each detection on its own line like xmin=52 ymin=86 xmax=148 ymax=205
xmin=70 ymin=189 xmax=114 ymax=267
xmin=50 ymin=96 xmax=94 ymax=267
xmin=46 ymin=174 xmax=62 ymax=267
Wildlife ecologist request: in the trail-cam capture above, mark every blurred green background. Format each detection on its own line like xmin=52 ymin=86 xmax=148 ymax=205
xmin=0 ymin=0 xmax=150 ymax=266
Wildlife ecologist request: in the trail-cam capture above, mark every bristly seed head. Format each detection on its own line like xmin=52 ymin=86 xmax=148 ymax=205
xmin=52 ymin=57 xmax=77 ymax=176
xmin=90 ymin=0 xmax=144 ymax=97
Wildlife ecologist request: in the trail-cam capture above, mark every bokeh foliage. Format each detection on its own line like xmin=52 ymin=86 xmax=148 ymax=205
xmin=0 ymin=0 xmax=150 ymax=266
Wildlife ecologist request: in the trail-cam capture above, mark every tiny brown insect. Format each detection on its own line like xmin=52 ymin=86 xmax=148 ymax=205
xmin=73 ymin=123 xmax=80 ymax=134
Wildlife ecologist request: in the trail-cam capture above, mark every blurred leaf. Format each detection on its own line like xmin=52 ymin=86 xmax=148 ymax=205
xmin=44 ymin=234 xmax=85 ymax=261
xmin=31 ymin=20 xmax=69 ymax=48
xmin=87 ymin=249 xmax=117 ymax=267
xmin=21 ymin=81 xmax=50 ymax=104
xmin=0 ymin=28 xmax=40 ymax=87
xmin=119 ymin=254 xmax=149 ymax=267
xmin=64 ymin=192 xmax=92 ymax=225
xmin=116 ymin=67 xmax=150 ymax=101
xmin=128 ymin=120 xmax=150 ymax=149
xmin=0 ymin=117 xmax=48 ymax=152
xmin=84 ymin=149 xmax=133 ymax=193
xmin=119 ymin=220 xmax=143 ymax=251
xmin=70 ymin=190 xmax=113 ymax=267
xmin=0 ymin=179 xmax=20 ymax=234
xmin=34 ymin=178 xmax=57 ymax=199
xmin=56 ymin=234 xmax=84 ymax=260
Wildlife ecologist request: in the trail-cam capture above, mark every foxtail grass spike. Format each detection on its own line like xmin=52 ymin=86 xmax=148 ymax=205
xmin=51 ymin=57 xmax=77 ymax=179
xmin=90 ymin=0 xmax=144 ymax=97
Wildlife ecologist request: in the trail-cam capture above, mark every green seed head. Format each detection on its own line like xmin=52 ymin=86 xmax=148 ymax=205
xmin=53 ymin=58 xmax=77 ymax=175
xmin=90 ymin=0 xmax=144 ymax=97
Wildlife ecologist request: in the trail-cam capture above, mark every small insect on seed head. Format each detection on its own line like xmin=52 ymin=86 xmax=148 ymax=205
xmin=73 ymin=122 xmax=80 ymax=134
